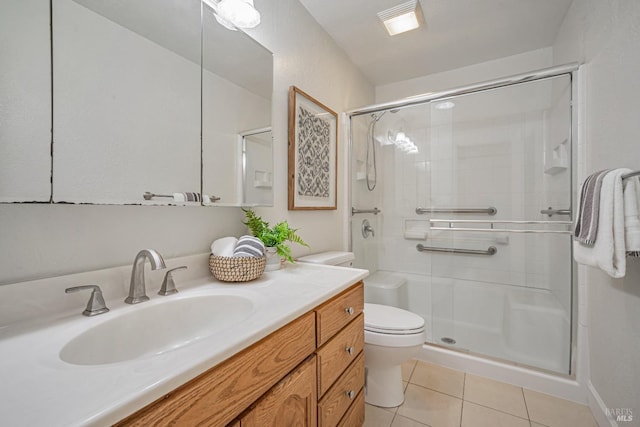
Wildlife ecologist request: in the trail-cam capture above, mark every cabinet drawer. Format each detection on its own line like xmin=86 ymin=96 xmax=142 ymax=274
xmin=317 ymin=313 xmax=364 ymax=397
xmin=318 ymin=352 xmax=364 ymax=427
xmin=316 ymin=282 xmax=364 ymax=347
xmin=117 ymin=312 xmax=316 ymax=427
xmin=337 ymin=389 xmax=364 ymax=427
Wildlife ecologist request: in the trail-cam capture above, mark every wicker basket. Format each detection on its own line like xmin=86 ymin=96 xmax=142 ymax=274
xmin=209 ymin=254 xmax=266 ymax=282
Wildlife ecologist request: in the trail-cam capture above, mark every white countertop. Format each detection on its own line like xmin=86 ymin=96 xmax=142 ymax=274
xmin=0 ymin=262 xmax=368 ymax=427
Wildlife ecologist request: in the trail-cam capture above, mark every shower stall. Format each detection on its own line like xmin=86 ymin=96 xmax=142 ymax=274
xmin=349 ymin=65 xmax=577 ymax=377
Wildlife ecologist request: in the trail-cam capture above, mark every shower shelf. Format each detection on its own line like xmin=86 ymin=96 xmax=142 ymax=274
xmin=429 ymin=219 xmax=573 ymax=234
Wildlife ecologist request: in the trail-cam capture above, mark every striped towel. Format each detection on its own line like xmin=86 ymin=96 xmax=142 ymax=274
xmin=176 ymin=192 xmax=202 ymax=202
xmin=233 ymin=235 xmax=265 ymax=258
xmin=574 ymin=170 xmax=610 ymax=245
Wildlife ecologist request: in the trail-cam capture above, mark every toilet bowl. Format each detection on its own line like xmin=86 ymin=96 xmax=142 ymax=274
xmin=364 ymin=303 xmax=425 ymax=407
xmin=296 ymin=252 xmax=426 ymax=408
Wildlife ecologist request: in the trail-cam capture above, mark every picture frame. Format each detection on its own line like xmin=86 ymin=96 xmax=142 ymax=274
xmin=288 ymin=86 xmax=338 ymax=210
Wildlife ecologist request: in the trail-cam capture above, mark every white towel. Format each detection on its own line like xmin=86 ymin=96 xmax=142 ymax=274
xmin=211 ymin=237 xmax=238 ymax=257
xmin=624 ymin=175 xmax=640 ymax=256
xmin=573 ymin=169 xmax=631 ymax=278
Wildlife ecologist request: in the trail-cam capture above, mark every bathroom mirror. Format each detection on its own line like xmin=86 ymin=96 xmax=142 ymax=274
xmin=50 ymin=0 xmax=273 ymax=206
xmin=0 ymin=0 xmax=52 ymax=202
xmin=201 ymin=6 xmax=273 ymax=207
xmin=52 ymin=0 xmax=202 ymax=204
xmin=242 ymin=128 xmax=274 ymax=206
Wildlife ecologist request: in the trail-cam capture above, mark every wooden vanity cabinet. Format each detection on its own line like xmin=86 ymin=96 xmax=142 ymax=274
xmin=315 ymin=282 xmax=365 ymax=427
xmin=240 ymin=356 xmax=317 ymax=426
xmin=117 ymin=281 xmax=365 ymax=427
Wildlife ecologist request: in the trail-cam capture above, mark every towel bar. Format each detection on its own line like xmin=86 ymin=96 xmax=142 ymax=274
xmin=416 ymin=244 xmax=497 ymax=256
xmin=352 ymin=207 xmax=381 ymax=215
xmin=622 ymin=170 xmax=640 ymax=180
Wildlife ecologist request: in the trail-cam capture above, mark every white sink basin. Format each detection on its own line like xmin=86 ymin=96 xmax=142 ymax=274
xmin=60 ymin=294 xmax=254 ymax=365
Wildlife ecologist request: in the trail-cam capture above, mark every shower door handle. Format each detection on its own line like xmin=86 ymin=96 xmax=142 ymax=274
xmin=540 ymin=207 xmax=571 ymax=217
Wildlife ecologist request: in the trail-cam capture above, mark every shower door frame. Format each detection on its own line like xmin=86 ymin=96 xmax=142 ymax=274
xmin=346 ymin=63 xmax=580 ymax=378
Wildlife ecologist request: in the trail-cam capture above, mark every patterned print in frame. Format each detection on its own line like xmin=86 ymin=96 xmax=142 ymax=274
xmin=288 ymin=86 xmax=338 ymax=210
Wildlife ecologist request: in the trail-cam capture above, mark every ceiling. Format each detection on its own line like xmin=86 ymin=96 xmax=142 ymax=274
xmin=298 ymin=0 xmax=573 ymax=86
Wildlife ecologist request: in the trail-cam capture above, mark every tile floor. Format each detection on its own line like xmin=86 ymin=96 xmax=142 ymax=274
xmin=364 ymin=360 xmax=598 ymax=427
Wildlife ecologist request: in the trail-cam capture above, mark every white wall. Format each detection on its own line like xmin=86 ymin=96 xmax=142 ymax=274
xmin=243 ymin=0 xmax=374 ymax=258
xmin=375 ymin=47 xmax=553 ymax=103
xmin=0 ymin=0 xmax=373 ymax=285
xmin=553 ymin=0 xmax=640 ymax=424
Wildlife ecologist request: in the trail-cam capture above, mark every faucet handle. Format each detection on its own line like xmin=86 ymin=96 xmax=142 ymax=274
xmin=65 ymin=285 xmax=110 ymax=317
xmin=159 ymin=266 xmax=187 ymax=296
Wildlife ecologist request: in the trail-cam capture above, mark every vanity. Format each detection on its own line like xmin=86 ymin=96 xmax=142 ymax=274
xmin=0 ymin=257 xmax=367 ymax=426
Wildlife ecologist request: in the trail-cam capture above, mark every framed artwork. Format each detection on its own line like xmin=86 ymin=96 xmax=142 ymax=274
xmin=288 ymin=86 xmax=338 ymax=210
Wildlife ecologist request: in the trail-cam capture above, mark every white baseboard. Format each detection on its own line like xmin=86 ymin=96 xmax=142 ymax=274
xmin=588 ymin=381 xmax=617 ymax=427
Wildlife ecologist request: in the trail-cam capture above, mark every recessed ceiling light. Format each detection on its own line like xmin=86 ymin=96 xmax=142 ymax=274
xmin=377 ymin=0 xmax=424 ymax=36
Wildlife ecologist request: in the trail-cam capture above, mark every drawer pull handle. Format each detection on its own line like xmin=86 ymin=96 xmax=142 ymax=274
xmin=344 ymin=307 xmax=355 ymax=315
xmin=345 ymin=346 xmax=355 ymax=355
xmin=345 ymin=390 xmax=356 ymax=400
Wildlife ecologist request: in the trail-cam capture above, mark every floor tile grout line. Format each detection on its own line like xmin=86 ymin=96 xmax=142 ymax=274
xmin=462 ymin=373 xmax=466 ymax=400
xmin=408 ymin=381 xmax=465 ymax=402
xmin=462 ymin=399 xmax=532 ymax=422
xmin=522 ymin=387 xmax=531 ymax=421
xmin=415 ymin=384 xmax=465 ymax=400
xmin=460 ymin=373 xmax=466 ymax=427
xmin=406 ymin=359 xmax=418 ymax=384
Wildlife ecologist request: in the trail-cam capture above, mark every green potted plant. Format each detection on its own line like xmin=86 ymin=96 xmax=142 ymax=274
xmin=242 ymin=208 xmax=309 ymax=270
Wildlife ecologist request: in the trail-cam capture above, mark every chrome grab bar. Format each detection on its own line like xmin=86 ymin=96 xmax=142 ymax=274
xmin=540 ymin=207 xmax=571 ymax=217
xmin=416 ymin=207 xmax=497 ymax=215
xmin=416 ymin=243 xmax=497 ymax=256
xmin=429 ymin=219 xmax=573 ymax=234
xmin=352 ymin=207 xmax=381 ymax=215
xmin=622 ymin=170 xmax=640 ymax=180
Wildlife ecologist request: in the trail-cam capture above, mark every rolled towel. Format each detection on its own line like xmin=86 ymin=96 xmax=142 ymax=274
xmin=211 ymin=236 xmax=238 ymax=257
xmin=233 ymin=235 xmax=266 ymax=258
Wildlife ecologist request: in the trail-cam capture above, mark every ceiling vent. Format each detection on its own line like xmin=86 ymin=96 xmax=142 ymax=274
xmin=377 ymin=0 xmax=424 ymax=36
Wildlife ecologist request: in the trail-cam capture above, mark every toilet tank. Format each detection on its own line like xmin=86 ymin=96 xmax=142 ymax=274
xmin=364 ymin=271 xmax=408 ymax=309
xmin=296 ymin=251 xmax=355 ymax=267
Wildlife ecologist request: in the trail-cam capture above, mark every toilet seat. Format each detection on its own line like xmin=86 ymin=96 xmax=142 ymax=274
xmin=364 ymin=303 xmax=425 ymax=335
xmin=364 ymin=303 xmax=425 ymax=347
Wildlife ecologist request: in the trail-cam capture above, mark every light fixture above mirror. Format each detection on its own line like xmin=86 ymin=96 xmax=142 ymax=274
xmin=203 ymin=0 xmax=261 ymax=31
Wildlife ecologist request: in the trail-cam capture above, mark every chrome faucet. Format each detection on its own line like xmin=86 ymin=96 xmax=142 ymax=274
xmin=125 ymin=249 xmax=166 ymax=304
xmin=65 ymin=285 xmax=109 ymax=316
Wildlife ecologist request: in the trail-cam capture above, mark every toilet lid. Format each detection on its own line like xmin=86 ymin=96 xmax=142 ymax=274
xmin=364 ymin=303 xmax=425 ymax=335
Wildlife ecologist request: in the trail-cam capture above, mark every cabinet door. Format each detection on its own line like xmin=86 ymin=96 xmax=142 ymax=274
xmin=242 ymin=356 xmax=317 ymax=427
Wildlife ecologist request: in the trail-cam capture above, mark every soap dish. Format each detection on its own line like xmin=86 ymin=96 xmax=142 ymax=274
xmin=209 ymin=255 xmax=266 ymax=282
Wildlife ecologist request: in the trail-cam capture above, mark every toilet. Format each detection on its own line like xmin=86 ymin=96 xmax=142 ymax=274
xmin=297 ymin=251 xmax=426 ymax=407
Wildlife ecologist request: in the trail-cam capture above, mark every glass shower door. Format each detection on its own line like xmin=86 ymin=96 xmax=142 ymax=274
xmin=427 ymin=75 xmax=574 ymax=374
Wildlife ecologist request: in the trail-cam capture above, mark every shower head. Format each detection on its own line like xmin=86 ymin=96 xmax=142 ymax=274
xmin=371 ymin=108 xmax=399 ymax=122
